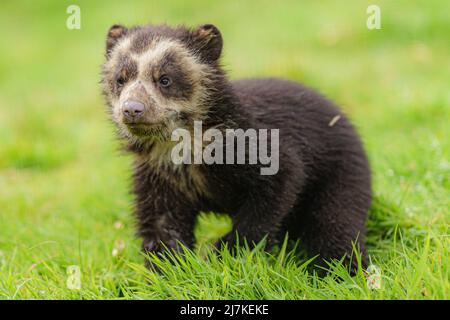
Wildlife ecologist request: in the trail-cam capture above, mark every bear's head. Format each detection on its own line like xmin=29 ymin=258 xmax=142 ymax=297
xmin=101 ymin=23 xmax=224 ymax=148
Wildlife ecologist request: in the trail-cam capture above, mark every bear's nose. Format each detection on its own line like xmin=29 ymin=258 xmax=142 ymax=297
xmin=122 ymin=100 xmax=145 ymax=120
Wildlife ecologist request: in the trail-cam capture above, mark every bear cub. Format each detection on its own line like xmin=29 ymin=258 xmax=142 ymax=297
xmin=101 ymin=23 xmax=372 ymax=271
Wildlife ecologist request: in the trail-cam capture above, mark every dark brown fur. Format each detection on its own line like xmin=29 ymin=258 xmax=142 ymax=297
xmin=101 ymin=23 xmax=372 ymax=272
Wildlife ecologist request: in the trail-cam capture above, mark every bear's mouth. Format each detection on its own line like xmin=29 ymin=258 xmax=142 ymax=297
xmin=127 ymin=123 xmax=158 ymax=135
xmin=125 ymin=122 xmax=168 ymax=139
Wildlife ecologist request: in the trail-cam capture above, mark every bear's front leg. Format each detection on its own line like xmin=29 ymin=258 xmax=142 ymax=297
xmin=216 ymin=171 xmax=301 ymax=251
xmin=140 ymin=210 xmax=197 ymax=271
xmin=141 ymin=219 xmax=195 ymax=254
xmin=217 ymin=200 xmax=286 ymax=251
xmin=133 ymin=163 xmax=200 ymax=270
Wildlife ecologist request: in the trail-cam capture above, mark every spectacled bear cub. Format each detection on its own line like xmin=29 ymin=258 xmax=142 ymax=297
xmin=101 ymin=23 xmax=372 ymax=271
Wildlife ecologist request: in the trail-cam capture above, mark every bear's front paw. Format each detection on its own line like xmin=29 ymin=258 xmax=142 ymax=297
xmin=142 ymin=238 xmax=162 ymax=254
xmin=143 ymin=238 xmax=181 ymax=254
xmin=142 ymin=238 xmax=179 ymax=272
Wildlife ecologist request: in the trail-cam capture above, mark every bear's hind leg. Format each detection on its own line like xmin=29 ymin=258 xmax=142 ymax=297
xmin=283 ymin=178 xmax=371 ymax=273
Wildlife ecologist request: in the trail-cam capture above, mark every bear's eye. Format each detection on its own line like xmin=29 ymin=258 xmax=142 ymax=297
xmin=117 ymin=77 xmax=126 ymax=88
xmin=159 ymin=75 xmax=172 ymax=88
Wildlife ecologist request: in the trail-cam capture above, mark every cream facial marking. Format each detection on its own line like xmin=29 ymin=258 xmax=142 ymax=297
xmin=110 ymin=36 xmax=213 ymax=128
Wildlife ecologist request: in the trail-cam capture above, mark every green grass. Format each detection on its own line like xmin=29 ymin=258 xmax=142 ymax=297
xmin=0 ymin=0 xmax=448 ymax=299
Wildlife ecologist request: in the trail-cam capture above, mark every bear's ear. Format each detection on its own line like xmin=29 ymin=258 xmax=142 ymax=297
xmin=106 ymin=24 xmax=127 ymax=57
xmin=190 ymin=24 xmax=223 ymax=63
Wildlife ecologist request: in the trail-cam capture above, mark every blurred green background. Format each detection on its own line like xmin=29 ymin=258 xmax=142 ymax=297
xmin=0 ymin=0 xmax=448 ymax=299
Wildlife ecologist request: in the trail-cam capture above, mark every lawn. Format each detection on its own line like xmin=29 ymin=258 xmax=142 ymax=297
xmin=0 ymin=0 xmax=448 ymax=299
